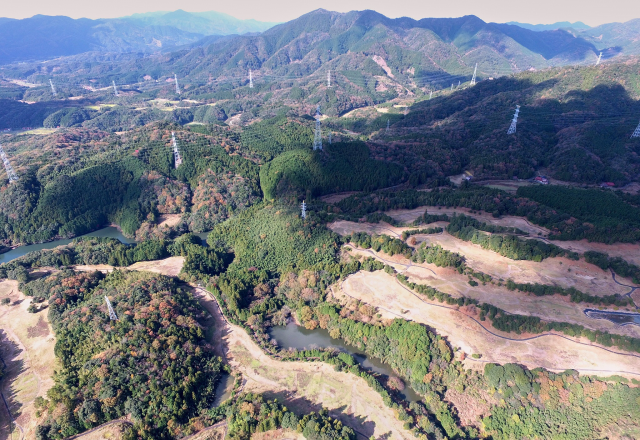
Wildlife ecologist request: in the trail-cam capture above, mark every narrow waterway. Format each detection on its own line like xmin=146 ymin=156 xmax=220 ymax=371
xmin=584 ymin=309 xmax=640 ymax=327
xmin=0 ymin=227 xmax=135 ymax=264
xmin=269 ymin=323 xmax=422 ymax=402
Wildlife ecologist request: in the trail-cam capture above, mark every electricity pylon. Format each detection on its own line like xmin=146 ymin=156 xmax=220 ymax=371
xmin=631 ymin=120 xmax=640 ymax=138
xmin=328 ymin=132 xmax=332 ymax=144
xmin=301 ymin=200 xmax=307 ymax=219
xmin=249 ymin=69 xmax=253 ymax=88
xmin=0 ymin=143 xmax=18 ymax=183
xmin=596 ymin=52 xmax=603 ymax=66
xmin=470 ymin=63 xmax=477 ymax=85
xmin=507 ymin=105 xmax=520 ymax=135
xmin=112 ymin=80 xmax=118 ymax=96
xmin=450 ymin=84 xmax=453 ymax=91
xmin=174 ymin=74 xmax=180 ymax=94
xmin=327 ymin=70 xmax=331 ymax=88
xmin=429 ymin=90 xmax=433 ymax=99
xmin=105 ymin=296 xmax=118 ymax=321
xmin=386 ymin=119 xmax=390 ymax=133
xmin=171 ymin=131 xmax=182 ymax=168
xmin=312 ymin=105 xmax=322 ymax=150
xmin=49 ymin=79 xmax=57 ymax=96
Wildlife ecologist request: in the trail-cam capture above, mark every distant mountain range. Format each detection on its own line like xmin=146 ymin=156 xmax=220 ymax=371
xmin=507 ymin=21 xmax=591 ymax=31
xmin=0 ymin=11 xmax=278 ymax=64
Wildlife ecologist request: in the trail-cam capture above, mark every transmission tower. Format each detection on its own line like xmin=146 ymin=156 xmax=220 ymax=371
xmin=171 ymin=131 xmax=183 ymax=168
xmin=450 ymin=84 xmax=453 ymax=91
xmin=0 ymin=143 xmax=18 ymax=183
xmin=49 ymin=79 xmax=57 ymax=96
xmin=327 ymin=70 xmax=331 ymax=88
xmin=470 ymin=63 xmax=477 ymax=85
xmin=312 ymin=105 xmax=322 ymax=150
xmin=328 ymin=132 xmax=332 ymax=144
xmin=249 ymin=69 xmax=253 ymax=88
xmin=596 ymin=52 xmax=603 ymax=66
xmin=457 ymin=80 xmax=460 ymax=88
xmin=386 ymin=119 xmax=390 ymax=133
xmin=430 ymin=90 xmax=433 ymax=100
xmin=507 ymin=105 xmax=520 ymax=135
xmin=174 ymin=74 xmax=180 ymax=94
xmin=301 ymin=200 xmax=307 ymax=219
xmin=631 ymin=120 xmax=640 ymax=138
xmin=105 ymin=296 xmax=118 ymax=321
xmin=112 ymin=80 xmax=118 ymax=96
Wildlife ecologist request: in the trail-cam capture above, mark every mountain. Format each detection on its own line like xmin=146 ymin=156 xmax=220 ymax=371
xmin=123 ymin=10 xmax=279 ymax=35
xmin=0 ymin=11 xmax=277 ymax=65
xmin=507 ymin=21 xmax=591 ymax=31
xmin=0 ymin=15 xmax=205 ymax=64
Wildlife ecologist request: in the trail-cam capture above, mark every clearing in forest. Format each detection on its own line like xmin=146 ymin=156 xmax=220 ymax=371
xmin=193 ymin=287 xmax=415 ymax=440
xmin=334 ymin=270 xmax=640 ymax=378
xmin=0 ymin=280 xmax=58 ymax=440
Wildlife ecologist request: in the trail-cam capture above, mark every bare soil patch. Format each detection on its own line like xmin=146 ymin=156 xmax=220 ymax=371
xmin=157 ymin=214 xmax=182 ymax=228
xmin=75 ymin=256 xmax=185 ymax=278
xmin=335 ymin=270 xmax=640 ymax=378
xmin=544 ymin=239 xmax=640 ymax=267
xmin=193 ymin=287 xmax=414 ymax=440
xmin=69 ymin=421 xmax=131 ymax=440
xmin=0 ymin=280 xmax=58 ymax=440
xmin=347 ymin=247 xmax=639 ymax=339
xmin=252 ymin=429 xmax=305 ymax=440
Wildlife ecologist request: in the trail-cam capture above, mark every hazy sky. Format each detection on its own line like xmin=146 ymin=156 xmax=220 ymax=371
xmin=4 ymin=0 xmax=638 ymax=26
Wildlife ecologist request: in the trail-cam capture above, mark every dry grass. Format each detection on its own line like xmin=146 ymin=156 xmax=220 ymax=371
xmin=252 ymin=429 xmax=305 ymax=440
xmin=334 ymin=270 xmax=640 ymax=378
xmin=0 ymin=280 xmax=58 ymax=440
xmin=75 ymin=256 xmax=185 ymax=278
xmin=71 ymin=422 xmax=130 ymax=440
xmin=157 ymin=214 xmax=183 ymax=228
xmin=193 ymin=287 xmax=414 ymax=440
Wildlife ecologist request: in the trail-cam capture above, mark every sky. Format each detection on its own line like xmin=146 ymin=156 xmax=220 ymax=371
xmin=3 ymin=0 xmax=638 ymax=26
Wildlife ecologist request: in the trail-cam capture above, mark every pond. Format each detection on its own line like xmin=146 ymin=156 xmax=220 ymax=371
xmin=584 ymin=309 xmax=640 ymax=327
xmin=212 ymin=373 xmax=234 ymax=407
xmin=269 ymin=322 xmax=422 ymax=402
xmin=0 ymin=227 xmax=135 ymax=265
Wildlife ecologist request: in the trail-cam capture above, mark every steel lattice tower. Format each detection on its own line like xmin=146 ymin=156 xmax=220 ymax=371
xmin=596 ymin=52 xmax=603 ymax=66
xmin=631 ymin=120 xmax=640 ymax=138
xmin=171 ymin=132 xmax=182 ymax=168
xmin=249 ymin=69 xmax=253 ymax=88
xmin=105 ymin=296 xmax=118 ymax=320
xmin=386 ymin=119 xmax=390 ymax=133
xmin=328 ymin=132 xmax=332 ymax=144
xmin=507 ymin=105 xmax=520 ymax=135
xmin=49 ymin=79 xmax=57 ymax=96
xmin=327 ymin=70 xmax=331 ymax=88
xmin=174 ymin=74 xmax=180 ymax=94
xmin=0 ymin=143 xmax=18 ymax=183
xmin=112 ymin=80 xmax=118 ymax=96
xmin=301 ymin=200 xmax=307 ymax=219
xmin=313 ymin=105 xmax=322 ymax=150
xmin=470 ymin=63 xmax=477 ymax=85
xmin=430 ymin=90 xmax=433 ymax=99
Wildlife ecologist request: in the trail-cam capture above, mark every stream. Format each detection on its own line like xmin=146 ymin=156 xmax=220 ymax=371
xmin=270 ymin=323 xmax=422 ymax=402
xmin=0 ymin=227 xmax=135 ymax=265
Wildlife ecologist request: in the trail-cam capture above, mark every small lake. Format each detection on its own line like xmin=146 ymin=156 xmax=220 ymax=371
xmin=212 ymin=373 xmax=234 ymax=407
xmin=269 ymin=323 xmax=422 ymax=402
xmin=0 ymin=227 xmax=135 ymax=265
xmin=584 ymin=309 xmax=640 ymax=327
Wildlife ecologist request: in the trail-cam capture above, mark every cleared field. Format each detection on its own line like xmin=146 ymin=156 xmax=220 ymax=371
xmin=335 ymin=270 xmax=640 ymax=378
xmin=75 ymin=256 xmax=185 ymax=278
xmin=67 ymin=420 xmax=132 ymax=440
xmin=348 ymin=247 xmax=639 ymax=339
xmin=384 ymin=206 xmax=549 ymax=236
xmin=0 ymin=280 xmax=58 ymax=440
xmin=157 ymin=214 xmax=182 ymax=228
xmin=194 ymin=287 xmax=414 ymax=440
xmin=252 ymin=428 xmax=304 ymax=440
xmin=545 ymin=239 xmax=640 ymax=267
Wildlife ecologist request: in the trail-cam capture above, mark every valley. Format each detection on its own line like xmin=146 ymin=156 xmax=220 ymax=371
xmin=1 ymin=5 xmax=640 ymax=440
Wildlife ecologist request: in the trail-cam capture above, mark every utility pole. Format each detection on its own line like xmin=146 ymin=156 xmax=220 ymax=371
xmin=596 ymin=52 xmax=603 ymax=66
xmin=0 ymin=143 xmax=18 ymax=183
xmin=174 ymin=74 xmax=180 ymax=94
xmin=631 ymin=120 xmax=640 ymax=138
xmin=327 ymin=70 xmax=331 ymax=88
xmin=105 ymin=296 xmax=118 ymax=321
xmin=470 ymin=63 xmax=477 ymax=85
xmin=49 ymin=79 xmax=57 ymax=96
xmin=249 ymin=69 xmax=253 ymax=88
xmin=171 ymin=131 xmax=182 ymax=168
xmin=301 ymin=200 xmax=307 ymax=219
xmin=312 ymin=105 xmax=322 ymax=151
xmin=112 ymin=80 xmax=118 ymax=96
xmin=507 ymin=105 xmax=520 ymax=135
